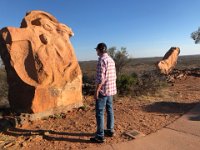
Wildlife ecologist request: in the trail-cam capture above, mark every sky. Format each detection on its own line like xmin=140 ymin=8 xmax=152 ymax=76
xmin=0 ymin=0 xmax=200 ymax=61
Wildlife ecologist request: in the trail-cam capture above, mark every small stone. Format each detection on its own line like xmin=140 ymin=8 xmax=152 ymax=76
xmin=3 ymin=142 xmax=15 ymax=149
xmin=44 ymin=131 xmax=50 ymax=135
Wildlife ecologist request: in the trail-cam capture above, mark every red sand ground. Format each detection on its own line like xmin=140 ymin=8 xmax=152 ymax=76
xmin=0 ymin=75 xmax=200 ymax=150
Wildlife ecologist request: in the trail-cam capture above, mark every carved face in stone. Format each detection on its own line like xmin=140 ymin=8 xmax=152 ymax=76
xmin=1 ymin=11 xmax=79 ymax=87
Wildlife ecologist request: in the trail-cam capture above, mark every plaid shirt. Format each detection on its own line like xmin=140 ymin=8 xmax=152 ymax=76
xmin=96 ymin=53 xmax=117 ymax=96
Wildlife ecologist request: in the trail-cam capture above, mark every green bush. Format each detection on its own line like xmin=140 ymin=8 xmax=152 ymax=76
xmin=82 ymin=70 xmax=168 ymax=98
xmin=117 ymin=73 xmax=138 ymax=96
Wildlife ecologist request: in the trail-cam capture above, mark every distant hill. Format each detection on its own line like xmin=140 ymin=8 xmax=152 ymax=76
xmin=0 ymin=54 xmax=199 ymax=74
xmin=79 ymin=54 xmax=200 ymax=75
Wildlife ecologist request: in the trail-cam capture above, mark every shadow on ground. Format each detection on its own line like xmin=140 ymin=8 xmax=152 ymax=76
xmin=142 ymin=101 xmax=199 ymax=114
xmin=189 ymin=115 xmax=200 ymax=121
xmin=1 ymin=127 xmax=93 ymax=143
xmin=0 ymin=108 xmax=93 ymax=143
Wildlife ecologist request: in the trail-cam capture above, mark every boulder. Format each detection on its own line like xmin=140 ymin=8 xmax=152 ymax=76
xmin=156 ymin=47 xmax=180 ymax=75
xmin=0 ymin=10 xmax=82 ymax=114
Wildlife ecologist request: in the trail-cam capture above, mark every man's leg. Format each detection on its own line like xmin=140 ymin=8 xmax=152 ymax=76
xmin=95 ymin=94 xmax=106 ymax=138
xmin=106 ymin=96 xmax=114 ymax=133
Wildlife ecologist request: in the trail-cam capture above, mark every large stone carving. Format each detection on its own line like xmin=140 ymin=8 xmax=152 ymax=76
xmin=156 ymin=47 xmax=180 ymax=75
xmin=0 ymin=10 xmax=82 ymax=114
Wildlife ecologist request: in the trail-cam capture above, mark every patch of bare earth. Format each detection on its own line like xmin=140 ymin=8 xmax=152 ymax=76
xmin=1 ymin=75 xmax=200 ymax=150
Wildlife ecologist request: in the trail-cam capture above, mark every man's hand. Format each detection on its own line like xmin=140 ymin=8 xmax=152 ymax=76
xmin=94 ymin=83 xmax=102 ymax=100
xmin=94 ymin=91 xmax=99 ymax=100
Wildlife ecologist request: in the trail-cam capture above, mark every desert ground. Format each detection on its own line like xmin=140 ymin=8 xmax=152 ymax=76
xmin=0 ymin=55 xmax=200 ymax=150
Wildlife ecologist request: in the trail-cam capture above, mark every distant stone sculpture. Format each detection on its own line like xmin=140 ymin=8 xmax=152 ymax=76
xmin=156 ymin=47 xmax=180 ymax=75
xmin=0 ymin=10 xmax=82 ymax=114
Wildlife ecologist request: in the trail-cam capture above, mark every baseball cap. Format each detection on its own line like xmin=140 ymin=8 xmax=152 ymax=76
xmin=94 ymin=43 xmax=107 ymax=51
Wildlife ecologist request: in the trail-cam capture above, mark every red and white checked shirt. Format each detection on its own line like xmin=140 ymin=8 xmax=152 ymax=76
xmin=96 ymin=53 xmax=117 ymax=96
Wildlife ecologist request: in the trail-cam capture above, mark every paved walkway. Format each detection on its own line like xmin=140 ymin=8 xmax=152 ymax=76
xmin=88 ymin=103 xmax=200 ymax=150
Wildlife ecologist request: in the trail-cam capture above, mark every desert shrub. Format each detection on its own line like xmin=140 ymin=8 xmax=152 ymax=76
xmin=82 ymin=73 xmax=95 ymax=95
xmin=0 ymin=69 xmax=8 ymax=98
xmin=132 ymin=70 xmax=168 ymax=96
xmin=82 ymin=69 xmax=168 ymax=98
xmin=117 ymin=73 xmax=138 ymax=96
xmin=0 ymin=68 xmax=9 ymax=108
xmin=82 ymin=73 xmax=92 ymax=85
xmin=107 ymin=47 xmax=130 ymax=77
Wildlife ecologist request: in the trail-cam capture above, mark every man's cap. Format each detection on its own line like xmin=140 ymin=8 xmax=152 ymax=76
xmin=95 ymin=43 xmax=107 ymax=51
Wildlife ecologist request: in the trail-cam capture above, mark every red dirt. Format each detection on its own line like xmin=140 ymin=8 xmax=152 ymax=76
xmin=1 ymin=75 xmax=200 ymax=150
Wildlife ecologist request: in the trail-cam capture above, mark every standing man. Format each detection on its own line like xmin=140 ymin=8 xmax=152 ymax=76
xmin=90 ymin=43 xmax=117 ymax=143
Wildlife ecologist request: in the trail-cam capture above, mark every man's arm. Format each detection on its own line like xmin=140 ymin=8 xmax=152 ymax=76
xmin=95 ymin=59 xmax=106 ymax=100
xmin=94 ymin=83 xmax=102 ymax=100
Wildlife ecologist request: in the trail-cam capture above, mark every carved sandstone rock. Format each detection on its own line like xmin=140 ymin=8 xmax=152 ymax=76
xmin=156 ymin=47 xmax=180 ymax=75
xmin=0 ymin=10 xmax=82 ymax=113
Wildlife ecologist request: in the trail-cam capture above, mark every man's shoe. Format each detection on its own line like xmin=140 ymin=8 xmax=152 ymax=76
xmin=90 ymin=136 xmax=105 ymax=143
xmin=104 ymin=130 xmax=114 ymax=137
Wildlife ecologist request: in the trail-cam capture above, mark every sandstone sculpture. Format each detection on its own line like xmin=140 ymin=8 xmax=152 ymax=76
xmin=0 ymin=10 xmax=82 ymax=114
xmin=156 ymin=47 xmax=180 ymax=75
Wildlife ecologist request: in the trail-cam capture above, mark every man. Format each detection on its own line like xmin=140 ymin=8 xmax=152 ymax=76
xmin=90 ymin=43 xmax=117 ymax=143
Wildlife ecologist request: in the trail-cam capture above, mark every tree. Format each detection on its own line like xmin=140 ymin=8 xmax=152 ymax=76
xmin=107 ymin=47 xmax=130 ymax=77
xmin=191 ymin=27 xmax=200 ymax=44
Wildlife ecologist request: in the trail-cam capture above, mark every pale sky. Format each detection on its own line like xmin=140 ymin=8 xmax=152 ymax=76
xmin=0 ymin=0 xmax=200 ymax=61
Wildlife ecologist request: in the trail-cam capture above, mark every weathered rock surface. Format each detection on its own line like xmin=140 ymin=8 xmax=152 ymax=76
xmin=156 ymin=47 xmax=180 ymax=75
xmin=0 ymin=10 xmax=82 ymax=114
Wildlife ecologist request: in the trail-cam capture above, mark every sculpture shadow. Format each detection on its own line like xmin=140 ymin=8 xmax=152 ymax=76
xmin=189 ymin=115 xmax=200 ymax=121
xmin=188 ymin=72 xmax=200 ymax=77
xmin=142 ymin=101 xmax=199 ymax=114
xmin=2 ymin=127 xmax=93 ymax=143
xmin=188 ymin=104 xmax=200 ymax=121
xmin=0 ymin=109 xmax=94 ymax=143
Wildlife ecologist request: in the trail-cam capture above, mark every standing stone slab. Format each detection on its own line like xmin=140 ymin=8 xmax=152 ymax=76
xmin=156 ymin=47 xmax=180 ymax=75
xmin=0 ymin=10 xmax=82 ymax=114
